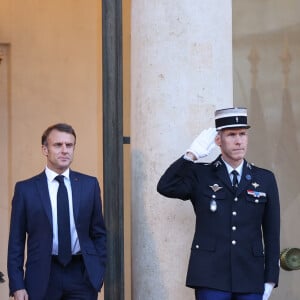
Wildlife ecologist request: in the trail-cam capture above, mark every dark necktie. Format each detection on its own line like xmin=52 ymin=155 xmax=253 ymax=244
xmin=231 ymin=170 xmax=239 ymax=190
xmin=55 ymin=175 xmax=72 ymax=266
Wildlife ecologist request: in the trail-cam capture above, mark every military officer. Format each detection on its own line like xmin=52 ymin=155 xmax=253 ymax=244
xmin=157 ymin=107 xmax=280 ymax=300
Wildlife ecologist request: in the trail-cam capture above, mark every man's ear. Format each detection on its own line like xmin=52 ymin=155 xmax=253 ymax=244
xmin=42 ymin=145 xmax=48 ymax=156
xmin=215 ymin=133 xmax=221 ymax=147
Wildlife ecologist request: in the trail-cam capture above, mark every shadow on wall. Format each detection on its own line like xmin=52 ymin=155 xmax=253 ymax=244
xmin=131 ymin=150 xmax=168 ymax=299
xmin=132 ymin=150 xmax=196 ymax=300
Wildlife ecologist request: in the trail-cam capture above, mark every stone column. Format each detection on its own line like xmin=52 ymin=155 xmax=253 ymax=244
xmin=131 ymin=1 xmax=232 ymax=299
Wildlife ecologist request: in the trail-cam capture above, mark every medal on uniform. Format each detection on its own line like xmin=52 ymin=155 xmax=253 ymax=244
xmin=209 ymin=184 xmax=222 ymax=212
xmin=210 ymin=199 xmax=217 ymax=212
xmin=247 ymin=190 xmax=266 ymax=197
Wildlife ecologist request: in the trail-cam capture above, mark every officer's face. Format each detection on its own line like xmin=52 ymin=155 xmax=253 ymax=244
xmin=215 ymin=128 xmax=248 ymax=168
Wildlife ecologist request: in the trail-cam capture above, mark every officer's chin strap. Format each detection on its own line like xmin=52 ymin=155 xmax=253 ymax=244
xmin=280 ymin=248 xmax=300 ymax=271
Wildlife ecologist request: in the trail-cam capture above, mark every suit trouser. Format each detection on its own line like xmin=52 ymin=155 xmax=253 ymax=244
xmin=43 ymin=255 xmax=98 ymax=300
xmin=195 ymin=288 xmax=262 ymax=300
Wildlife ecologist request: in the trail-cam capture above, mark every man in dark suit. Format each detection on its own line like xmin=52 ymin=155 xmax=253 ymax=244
xmin=157 ymin=108 xmax=280 ymax=300
xmin=7 ymin=123 xmax=107 ymax=300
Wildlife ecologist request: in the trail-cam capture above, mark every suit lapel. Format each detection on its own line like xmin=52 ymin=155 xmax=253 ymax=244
xmin=36 ymin=171 xmax=53 ymax=226
xmin=70 ymin=170 xmax=81 ymax=220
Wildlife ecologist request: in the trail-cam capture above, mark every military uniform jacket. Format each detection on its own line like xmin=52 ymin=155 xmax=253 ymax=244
xmin=157 ymin=155 xmax=280 ymax=293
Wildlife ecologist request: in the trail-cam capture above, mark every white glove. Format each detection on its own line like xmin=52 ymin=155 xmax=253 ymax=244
xmin=186 ymin=128 xmax=217 ymax=159
xmin=263 ymin=282 xmax=275 ymax=300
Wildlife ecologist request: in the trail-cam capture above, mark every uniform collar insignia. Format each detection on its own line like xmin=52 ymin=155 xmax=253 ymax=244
xmin=246 ymin=162 xmax=252 ymax=169
xmin=209 ymin=184 xmax=223 ymax=192
xmin=214 ymin=160 xmax=222 ymax=168
xmin=252 ymin=182 xmax=260 ymax=189
xmin=246 ymin=174 xmax=252 ymax=180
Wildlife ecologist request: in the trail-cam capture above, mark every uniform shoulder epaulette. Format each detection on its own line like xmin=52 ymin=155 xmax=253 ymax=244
xmin=248 ymin=162 xmax=274 ymax=174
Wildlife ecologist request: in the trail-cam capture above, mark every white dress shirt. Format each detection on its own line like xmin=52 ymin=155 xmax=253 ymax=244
xmin=222 ymin=158 xmax=244 ymax=184
xmin=45 ymin=167 xmax=81 ymax=255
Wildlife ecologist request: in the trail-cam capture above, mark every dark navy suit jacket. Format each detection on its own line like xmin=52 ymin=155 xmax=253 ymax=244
xmin=7 ymin=170 xmax=107 ymax=299
xmin=157 ymin=155 xmax=280 ymax=293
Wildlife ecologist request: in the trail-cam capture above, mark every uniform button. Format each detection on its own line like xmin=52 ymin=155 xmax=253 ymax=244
xmin=232 ymin=211 xmax=237 ymax=216
xmin=195 ymin=245 xmax=199 ymax=249
xmin=232 ymin=240 xmax=236 ymax=245
xmin=234 ymin=197 xmax=238 ymax=202
xmin=232 ymin=226 xmax=237 ymax=231
xmin=212 ymin=195 xmax=216 ymax=198
xmin=255 ymin=199 xmax=259 ymax=203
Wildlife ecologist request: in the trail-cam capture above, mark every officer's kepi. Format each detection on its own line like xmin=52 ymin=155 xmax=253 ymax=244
xmin=214 ymin=107 xmax=251 ymax=131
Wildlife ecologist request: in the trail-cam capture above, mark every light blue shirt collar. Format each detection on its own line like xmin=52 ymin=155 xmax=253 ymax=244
xmin=221 ymin=158 xmax=244 ymax=182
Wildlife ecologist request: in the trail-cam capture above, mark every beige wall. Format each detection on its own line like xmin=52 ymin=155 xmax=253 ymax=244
xmin=0 ymin=43 xmax=10 ymax=299
xmin=0 ymin=1 xmax=103 ymax=299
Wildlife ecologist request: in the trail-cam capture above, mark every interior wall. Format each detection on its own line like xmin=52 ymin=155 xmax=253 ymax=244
xmin=233 ymin=1 xmax=300 ymax=299
xmin=0 ymin=1 xmax=103 ymax=299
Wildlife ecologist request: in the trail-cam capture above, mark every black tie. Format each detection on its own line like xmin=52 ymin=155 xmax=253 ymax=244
xmin=55 ymin=175 xmax=72 ymax=266
xmin=231 ymin=170 xmax=239 ymax=190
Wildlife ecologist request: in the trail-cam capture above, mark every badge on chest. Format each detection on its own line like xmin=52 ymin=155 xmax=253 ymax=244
xmin=209 ymin=184 xmax=223 ymax=212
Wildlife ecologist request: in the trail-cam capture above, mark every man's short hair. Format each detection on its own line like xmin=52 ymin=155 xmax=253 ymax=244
xmin=41 ymin=123 xmax=76 ymax=146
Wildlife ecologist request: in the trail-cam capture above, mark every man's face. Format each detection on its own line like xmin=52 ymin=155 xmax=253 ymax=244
xmin=42 ymin=129 xmax=75 ymax=174
xmin=215 ymin=128 xmax=248 ymax=167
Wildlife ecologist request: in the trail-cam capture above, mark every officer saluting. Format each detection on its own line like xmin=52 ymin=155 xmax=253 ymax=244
xmin=157 ymin=107 xmax=280 ymax=300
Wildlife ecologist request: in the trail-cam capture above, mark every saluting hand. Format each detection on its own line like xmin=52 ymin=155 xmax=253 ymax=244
xmin=186 ymin=127 xmax=217 ymax=160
